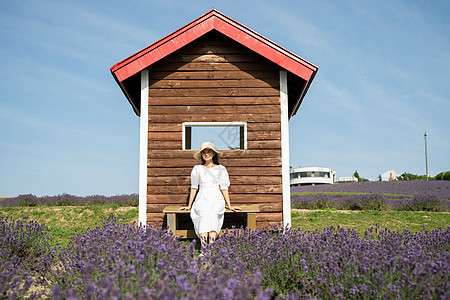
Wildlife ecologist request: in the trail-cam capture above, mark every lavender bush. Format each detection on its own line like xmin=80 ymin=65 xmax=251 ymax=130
xmin=50 ymin=216 xmax=273 ymax=299
xmin=398 ymin=193 xmax=449 ymax=212
xmin=291 ymin=193 xmax=391 ymax=211
xmin=214 ymin=225 xmax=450 ymax=299
xmin=291 ymin=181 xmax=450 ymax=211
xmin=0 ymin=193 xmax=139 ymax=207
xmin=1 ymin=216 xmax=448 ymax=299
xmin=291 ymin=180 xmax=450 ymax=197
xmin=0 ymin=217 xmax=56 ymax=299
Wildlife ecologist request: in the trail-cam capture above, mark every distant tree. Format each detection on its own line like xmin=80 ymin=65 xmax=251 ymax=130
xmin=397 ymin=172 xmax=430 ymax=181
xmin=353 ymin=170 xmax=369 ymax=182
xmin=378 ymin=174 xmax=382 ymax=181
xmin=435 ymin=171 xmax=450 ymax=181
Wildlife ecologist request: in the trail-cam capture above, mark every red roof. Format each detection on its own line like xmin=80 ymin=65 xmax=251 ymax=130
xmin=111 ymin=9 xmax=318 ymax=116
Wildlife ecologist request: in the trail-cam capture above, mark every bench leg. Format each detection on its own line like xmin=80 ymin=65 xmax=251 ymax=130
xmin=167 ymin=213 xmax=176 ymax=234
xmin=247 ymin=213 xmax=256 ymax=231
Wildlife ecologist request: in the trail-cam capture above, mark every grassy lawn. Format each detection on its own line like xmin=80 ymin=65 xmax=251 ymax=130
xmin=291 ymin=209 xmax=450 ymax=234
xmin=1 ymin=206 xmax=449 ymax=245
xmin=0 ymin=205 xmax=138 ymax=245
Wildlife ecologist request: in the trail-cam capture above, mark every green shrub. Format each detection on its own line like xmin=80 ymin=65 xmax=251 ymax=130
xmin=435 ymin=171 xmax=450 ymax=181
xmin=17 ymin=195 xmax=38 ymax=207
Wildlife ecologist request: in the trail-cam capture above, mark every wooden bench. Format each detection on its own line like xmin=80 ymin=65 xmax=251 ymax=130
xmin=163 ymin=204 xmax=260 ymax=238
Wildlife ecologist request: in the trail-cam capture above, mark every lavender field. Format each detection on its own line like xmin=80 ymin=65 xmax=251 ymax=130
xmin=0 ymin=193 xmax=138 ymax=207
xmin=1 ymin=181 xmax=449 ymax=298
xmin=291 ymin=180 xmax=450 ymax=211
xmin=1 ymin=216 xmax=448 ymax=299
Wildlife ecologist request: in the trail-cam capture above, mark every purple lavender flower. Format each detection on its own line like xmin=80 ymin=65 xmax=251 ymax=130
xmin=0 ymin=216 xmax=56 ymax=298
xmin=291 ymin=181 xmax=449 ymax=211
xmin=0 ymin=193 xmax=139 ymax=207
xmin=2 ymin=214 xmax=448 ymax=299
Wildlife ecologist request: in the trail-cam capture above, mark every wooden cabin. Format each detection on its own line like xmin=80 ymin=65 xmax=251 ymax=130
xmin=110 ymin=9 xmax=318 ymax=230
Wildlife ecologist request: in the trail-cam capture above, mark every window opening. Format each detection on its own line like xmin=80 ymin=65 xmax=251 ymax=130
xmin=182 ymin=122 xmax=247 ymax=150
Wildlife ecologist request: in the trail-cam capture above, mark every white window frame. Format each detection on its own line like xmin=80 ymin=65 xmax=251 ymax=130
xmin=182 ymin=122 xmax=247 ymax=150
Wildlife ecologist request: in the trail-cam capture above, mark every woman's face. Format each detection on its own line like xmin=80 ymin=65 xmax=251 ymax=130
xmin=201 ymin=149 xmax=215 ymax=162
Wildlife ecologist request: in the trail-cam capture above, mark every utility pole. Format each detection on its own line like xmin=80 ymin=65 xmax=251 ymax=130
xmin=424 ymin=132 xmax=429 ymax=180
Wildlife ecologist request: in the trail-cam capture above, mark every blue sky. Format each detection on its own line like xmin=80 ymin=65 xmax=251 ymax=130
xmin=1 ymin=0 xmax=449 ymax=196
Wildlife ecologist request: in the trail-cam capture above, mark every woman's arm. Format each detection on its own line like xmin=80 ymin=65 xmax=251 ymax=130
xmin=179 ymin=188 xmax=197 ymax=210
xmin=221 ymin=190 xmax=241 ymax=212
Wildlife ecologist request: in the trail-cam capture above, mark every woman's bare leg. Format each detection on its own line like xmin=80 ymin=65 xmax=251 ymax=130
xmin=209 ymin=231 xmax=217 ymax=244
xmin=199 ymin=232 xmax=208 ymax=249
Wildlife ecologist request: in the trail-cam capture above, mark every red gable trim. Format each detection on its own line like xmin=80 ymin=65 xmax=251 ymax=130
xmin=110 ymin=9 xmax=318 ymax=83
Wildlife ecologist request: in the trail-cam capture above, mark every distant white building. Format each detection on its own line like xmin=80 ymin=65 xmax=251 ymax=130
xmin=337 ymin=176 xmax=358 ymax=183
xmin=290 ymin=167 xmax=336 ymax=186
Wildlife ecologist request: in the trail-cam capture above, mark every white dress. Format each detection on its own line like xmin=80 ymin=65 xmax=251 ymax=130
xmin=190 ymin=164 xmax=230 ymax=237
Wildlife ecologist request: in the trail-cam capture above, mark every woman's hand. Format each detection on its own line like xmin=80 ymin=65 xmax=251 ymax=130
xmin=179 ymin=206 xmax=191 ymax=211
xmin=227 ymin=206 xmax=241 ymax=212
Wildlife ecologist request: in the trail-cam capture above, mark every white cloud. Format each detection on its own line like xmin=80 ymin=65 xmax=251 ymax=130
xmin=257 ymin=2 xmax=335 ymax=56
xmin=1 ymin=0 xmax=158 ymax=67
xmin=319 ymin=79 xmax=363 ymax=114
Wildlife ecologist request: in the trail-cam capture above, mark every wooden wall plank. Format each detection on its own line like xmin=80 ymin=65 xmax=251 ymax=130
xmin=148 ymin=158 xmax=281 ymax=167
xmin=148 ymin=175 xmax=281 ymax=186
xmin=150 ymin=71 xmax=279 ymax=81
xmin=148 ymin=140 xmax=281 ymax=149
xmin=147 ymin=212 xmax=165 ymax=222
xmin=256 ymin=221 xmax=284 ymax=230
xmin=149 ymin=105 xmax=280 ymax=115
xmin=247 ymin=130 xmax=281 ymax=140
xmin=148 ymin=131 xmax=182 ymax=140
xmin=247 ymin=123 xmax=280 ymax=131
xmin=149 ymin=97 xmax=280 ymax=106
xmin=148 ymin=133 xmax=281 ymax=146
xmin=148 ymin=123 xmax=181 ymax=131
xmin=150 ymin=79 xmax=279 ymax=89
xmin=247 ymin=140 xmax=281 ymax=149
xmin=148 ymin=140 xmax=182 ymax=149
xmin=152 ymin=62 xmax=278 ymax=72
xmin=147 ymin=185 xmax=282 ymax=194
xmin=257 ymin=203 xmax=283 ymax=212
xmin=148 ymin=114 xmax=280 ymax=123
xmin=148 ymin=166 xmax=282 ymax=176
xmin=149 ymin=87 xmax=279 ymax=97
xmin=256 ymin=213 xmax=283 ymax=222
xmin=161 ymin=54 xmax=266 ymax=63
xmin=148 ymin=149 xmax=281 ymax=158
xmin=226 ymin=167 xmax=281 ymax=176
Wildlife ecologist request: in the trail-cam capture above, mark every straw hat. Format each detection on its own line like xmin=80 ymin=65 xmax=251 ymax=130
xmin=193 ymin=142 xmax=223 ymax=160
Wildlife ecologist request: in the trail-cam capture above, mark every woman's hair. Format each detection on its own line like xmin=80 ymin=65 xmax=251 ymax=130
xmin=201 ymin=151 xmax=220 ymax=165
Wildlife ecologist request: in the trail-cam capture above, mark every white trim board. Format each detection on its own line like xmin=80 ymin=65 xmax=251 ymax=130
xmin=279 ymin=70 xmax=291 ymax=228
xmin=138 ymin=69 xmax=149 ymax=228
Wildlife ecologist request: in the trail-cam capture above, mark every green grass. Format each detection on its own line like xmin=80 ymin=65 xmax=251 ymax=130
xmin=0 ymin=205 xmax=138 ymax=246
xmin=1 ymin=206 xmax=449 ymax=245
xmin=291 ymin=209 xmax=450 ymax=234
